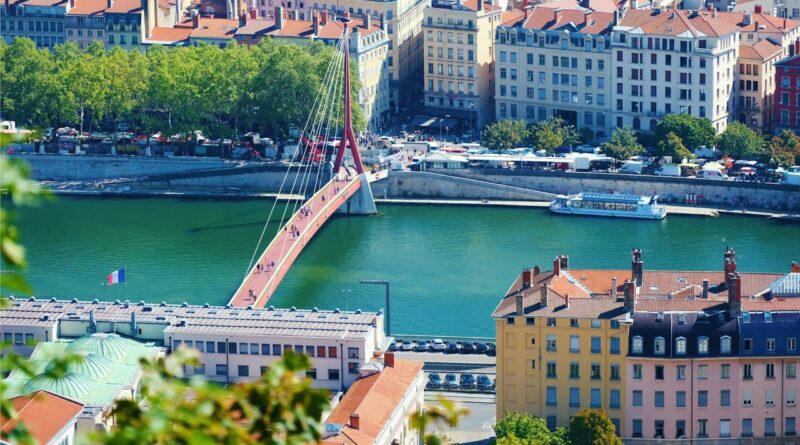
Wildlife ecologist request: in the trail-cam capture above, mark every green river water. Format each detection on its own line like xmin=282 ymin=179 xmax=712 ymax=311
xmin=15 ymin=196 xmax=800 ymax=337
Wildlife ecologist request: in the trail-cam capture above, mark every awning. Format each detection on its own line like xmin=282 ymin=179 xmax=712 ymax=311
xmin=411 ymin=116 xmax=458 ymax=129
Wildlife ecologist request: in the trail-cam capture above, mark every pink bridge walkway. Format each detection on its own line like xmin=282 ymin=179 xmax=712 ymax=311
xmin=229 ymin=175 xmax=362 ymax=308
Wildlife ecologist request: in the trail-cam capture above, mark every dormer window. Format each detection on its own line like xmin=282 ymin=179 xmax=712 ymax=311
xmin=764 ymin=311 xmax=773 ymax=322
xmin=632 ymin=336 xmax=643 ymax=354
xmin=698 ymin=336 xmax=709 ymax=355
xmin=720 ymin=336 xmax=732 ymax=355
xmin=742 ymin=312 xmax=751 ymax=323
xmin=677 ymin=313 xmax=686 ymax=324
xmin=675 ymin=337 xmax=687 ymax=355
xmin=654 ymin=337 xmax=665 ymax=355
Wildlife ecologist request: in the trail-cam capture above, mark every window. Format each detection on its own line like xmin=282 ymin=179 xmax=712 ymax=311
xmin=14 ymin=334 xmax=23 ymax=345
xmin=238 ymin=365 xmax=249 ymax=377
xmin=675 ymin=337 xmax=687 ymax=355
xmin=743 ymin=389 xmax=753 ymax=406
xmin=546 ymin=386 xmax=557 ymax=406
xmin=655 ymin=391 xmax=665 ymax=407
xmin=632 ymin=419 xmax=643 ymax=437
xmin=348 ymin=347 xmax=359 ymax=359
xmin=767 ymin=363 xmax=775 ymax=379
xmin=767 ymin=338 xmax=776 ymax=351
xmin=698 ymin=365 xmax=708 ymax=380
xmin=348 ymin=362 xmax=359 ymax=374
xmin=655 ymin=420 xmax=664 ymax=438
xmin=570 ymin=318 xmax=580 ymax=328
xmin=655 ymin=365 xmax=664 ymax=380
xmin=591 ymin=363 xmax=601 ymax=380
xmin=676 ymin=391 xmax=686 ymax=407
xmin=591 ymin=319 xmax=601 ymax=328
xmin=654 ymin=337 xmax=665 ymax=355
xmin=719 ymin=420 xmax=730 ymax=438
xmin=237 ymin=343 xmax=247 ymax=355
xmin=591 ymin=336 xmax=601 ymax=353
xmin=250 ymin=343 xmax=259 ymax=355
xmin=742 ymin=418 xmax=753 ymax=436
xmin=677 ymin=365 xmax=686 ymax=380
xmin=24 ymin=334 xmax=34 ymax=346
xmin=306 ymin=368 xmax=316 ymax=380
xmin=789 ymin=338 xmax=797 ymax=351
xmin=610 ymin=389 xmax=620 ymax=409
xmin=570 ymin=336 xmax=580 ymax=352
xmin=721 ymin=364 xmax=731 ymax=379
xmin=632 ymin=336 xmax=643 ymax=354
xmin=721 ymin=390 xmax=730 ymax=407
xmin=633 ymin=364 xmax=642 ymax=379
xmin=766 ymin=389 xmax=775 ymax=406
xmin=788 ymin=363 xmax=797 ymax=378
xmin=720 ymin=336 xmax=731 ymax=354
xmin=591 ymin=388 xmax=601 ymax=408
xmin=216 ymin=364 xmax=227 ymax=375
xmin=633 ymin=390 xmax=643 ymax=407
xmin=610 ymin=337 xmax=620 ymax=354
xmin=610 ymin=364 xmax=620 ymax=381
xmin=744 ymin=338 xmax=753 ymax=352
xmin=547 ymin=361 xmax=557 ymax=378
xmin=305 ymin=345 xmax=314 ymax=357
xmin=765 ymin=418 xmax=776 ymax=436
xmin=328 ymin=346 xmax=337 ymax=358
xmin=570 ymin=362 xmax=580 ymax=379
xmin=743 ymin=363 xmax=753 ymax=379
xmin=547 ymin=335 xmax=557 ymax=352
xmin=698 ymin=337 xmax=709 ymax=354
xmin=216 ymin=342 xmax=225 ymax=353
xmin=676 ymin=420 xmax=686 ymax=439
xmin=229 ymin=342 xmax=237 ymax=354
xmin=698 ymin=391 xmax=708 ymax=407
xmin=697 ymin=419 xmax=707 ymax=437
xmin=526 ymin=317 xmax=535 ymax=326
xmin=569 ymin=387 xmax=580 ymax=407
xmin=328 ymin=369 xmax=339 ymax=380
xmin=787 ymin=389 xmax=796 ymax=405
xmin=787 ymin=417 xmax=796 ymax=435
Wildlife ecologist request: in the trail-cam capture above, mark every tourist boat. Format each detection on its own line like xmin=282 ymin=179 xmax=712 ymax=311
xmin=549 ymin=192 xmax=667 ymax=220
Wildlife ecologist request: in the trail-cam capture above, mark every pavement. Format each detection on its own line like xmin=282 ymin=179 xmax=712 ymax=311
xmin=426 ymin=392 xmax=496 ymax=444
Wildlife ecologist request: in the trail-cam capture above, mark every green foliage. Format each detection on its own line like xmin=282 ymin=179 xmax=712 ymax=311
xmin=410 ymin=396 xmax=469 ymax=445
xmin=767 ymin=130 xmax=800 ymax=167
xmin=0 ymin=38 xmax=365 ymax=138
xmin=97 ymin=349 xmax=329 ymax=445
xmin=655 ymin=114 xmax=716 ymax=149
xmin=657 ymin=132 xmax=693 ymax=161
xmin=484 ymin=120 xmax=529 ymax=153
xmin=578 ymin=128 xmax=595 ymax=145
xmin=600 ymin=127 xmax=643 ymax=160
xmin=526 ymin=117 xmax=579 ymax=152
xmin=494 ymin=412 xmax=554 ymax=442
xmin=567 ymin=409 xmax=622 ymax=445
xmin=717 ymin=122 xmax=764 ymax=159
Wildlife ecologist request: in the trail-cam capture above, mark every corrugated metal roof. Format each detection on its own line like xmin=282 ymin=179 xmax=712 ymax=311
xmin=770 ymin=272 xmax=800 ymax=296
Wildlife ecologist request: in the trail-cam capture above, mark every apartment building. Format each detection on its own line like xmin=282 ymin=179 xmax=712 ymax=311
xmin=422 ymin=0 xmax=502 ymax=129
xmin=493 ymin=256 xmax=630 ymax=434
xmin=0 ymin=0 xmax=67 ymax=47
xmin=494 ymin=6 xmax=614 ymax=139
xmin=235 ymin=9 xmax=391 ymax=129
xmin=774 ymin=52 xmax=800 ymax=130
xmin=737 ymin=38 xmax=781 ymax=132
xmin=65 ymin=0 xmax=183 ymax=49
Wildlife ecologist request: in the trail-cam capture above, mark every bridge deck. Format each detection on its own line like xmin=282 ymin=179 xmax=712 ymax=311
xmin=229 ymin=174 xmax=362 ymax=308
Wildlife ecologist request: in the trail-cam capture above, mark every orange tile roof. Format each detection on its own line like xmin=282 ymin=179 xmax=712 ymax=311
xmin=717 ymin=11 xmax=800 ymax=33
xmin=189 ymin=17 xmax=239 ymax=38
xmin=235 ymin=16 xmax=383 ymax=40
xmin=618 ymin=9 xmax=740 ymax=37
xmin=739 ymin=39 xmax=782 ymax=60
xmin=16 ymin=0 xmax=68 ymax=7
xmin=1 ymin=390 xmax=83 ymax=445
xmin=460 ymin=0 xmax=501 ymax=12
xmin=501 ymin=8 xmax=526 ymax=26
xmin=322 ymin=358 xmax=423 ymax=445
xmin=105 ymin=0 xmax=141 ymax=13
xmin=148 ymin=24 xmax=194 ymax=42
xmin=522 ymin=7 xmax=614 ymax=34
xmin=67 ymin=0 xmax=106 ymax=15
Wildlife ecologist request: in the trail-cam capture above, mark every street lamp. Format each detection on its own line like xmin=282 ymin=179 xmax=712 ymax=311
xmin=359 ymin=280 xmax=390 ymax=336
xmin=341 ymin=289 xmax=351 ymax=311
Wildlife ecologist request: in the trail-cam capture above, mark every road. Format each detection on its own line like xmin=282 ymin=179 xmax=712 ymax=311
xmin=426 ymin=392 xmax=496 ymax=444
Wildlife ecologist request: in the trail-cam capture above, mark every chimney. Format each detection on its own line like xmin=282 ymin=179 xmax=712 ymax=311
xmin=727 ymin=272 xmax=742 ymax=317
xmin=515 ymin=291 xmax=524 ymax=315
xmin=559 ymin=255 xmax=569 ymax=271
xmin=743 ymin=12 xmax=752 ymax=25
xmin=794 ymin=38 xmax=800 ymax=56
xmin=783 ymin=18 xmax=787 ymax=29
xmin=564 ymin=294 xmax=570 ymax=309
xmin=343 ymin=10 xmax=349 ymax=19
xmin=540 ymin=283 xmax=548 ymax=308
xmin=349 ymin=413 xmax=361 ymax=430
xmin=384 ymin=351 xmax=395 ymax=367
xmin=754 ymin=3 xmax=762 ymax=13
xmin=363 ymin=13 xmax=371 ymax=29
xmin=191 ymin=9 xmax=199 ymax=28
xmin=623 ymin=280 xmax=636 ymax=313
xmin=240 ymin=10 xmax=247 ymax=26
xmin=792 ymin=261 xmax=800 ymax=273
xmin=69 ymin=0 xmax=74 ymax=9
xmin=611 ymin=276 xmax=618 ymax=299
xmin=533 ymin=265 xmax=541 ymax=276
xmin=702 ymin=278 xmax=709 ymax=299
xmin=522 ymin=268 xmax=532 ymax=289
xmin=380 ymin=12 xmax=386 ymax=31
xmin=250 ymin=7 xmax=256 ymax=19
xmin=312 ymin=11 xmax=319 ymax=34
xmin=631 ymin=248 xmax=643 ymax=287
xmin=553 ymin=257 xmax=561 ymax=276
xmin=754 ymin=20 xmax=759 ymax=30
xmin=477 ymin=0 xmax=483 ymax=11
xmin=320 ymin=10 xmax=327 ymax=25
xmin=723 ymin=247 xmax=736 ymax=280
xmin=274 ymin=6 xmax=283 ymax=28
xmin=175 ymin=0 xmax=180 ymax=25
xmin=106 ymin=0 xmax=112 ymax=8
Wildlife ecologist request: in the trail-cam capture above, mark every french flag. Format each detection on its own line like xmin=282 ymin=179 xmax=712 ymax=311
xmin=107 ymin=268 xmax=125 ymax=285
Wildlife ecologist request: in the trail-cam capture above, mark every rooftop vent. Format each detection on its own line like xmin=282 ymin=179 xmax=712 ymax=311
xmin=290 ymin=306 xmax=297 ymax=312
xmin=181 ymin=302 xmax=188 ymax=307
xmin=268 ymin=306 xmax=275 ymax=311
xmin=92 ymin=299 xmax=99 ymax=304
xmin=312 ymin=307 xmax=319 ymax=312
xmin=29 ymin=297 xmax=36 ymax=302
xmin=224 ymin=304 xmax=231 ymax=309
xmin=71 ymin=298 xmax=78 ymax=303
xmin=656 ymin=312 xmax=664 ymax=322
xmin=247 ymin=305 xmax=253 ymax=310
xmin=334 ymin=308 xmax=341 ymax=314
xmin=160 ymin=301 xmax=167 ymax=307
xmin=50 ymin=298 xmax=57 ymax=303
xmin=203 ymin=303 xmax=210 ymax=308
xmin=139 ymin=301 xmax=145 ymax=306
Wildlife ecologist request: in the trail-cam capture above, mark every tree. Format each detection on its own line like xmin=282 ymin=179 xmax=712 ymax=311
xmin=526 ymin=117 xmax=578 ymax=152
xmin=767 ymin=130 xmax=800 ymax=167
xmin=600 ymin=127 xmax=644 ymax=160
xmin=657 ymin=132 xmax=693 ymax=161
xmin=578 ymin=127 xmax=595 ymax=145
xmin=717 ymin=122 xmax=764 ymax=159
xmin=494 ymin=412 xmax=552 ymax=442
xmin=484 ymin=119 xmax=528 ymax=153
xmin=655 ymin=114 xmax=715 ymax=150
xmin=568 ymin=409 xmax=622 ymax=445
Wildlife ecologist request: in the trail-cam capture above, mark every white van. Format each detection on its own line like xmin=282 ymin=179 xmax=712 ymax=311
xmin=619 ymin=161 xmax=644 ymax=174
xmin=700 ymin=169 xmax=728 ymax=180
xmin=655 ymin=164 xmax=681 ymax=177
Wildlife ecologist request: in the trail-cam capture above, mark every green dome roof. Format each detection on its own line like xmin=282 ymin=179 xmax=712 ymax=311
xmin=46 ymin=351 xmax=112 ymax=379
xmin=23 ymin=372 xmax=96 ymax=401
xmin=65 ymin=333 xmax=131 ymax=361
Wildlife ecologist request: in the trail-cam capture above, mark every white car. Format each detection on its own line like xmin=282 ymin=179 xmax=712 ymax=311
xmin=431 ymin=339 xmax=447 ymax=351
xmin=400 ymin=340 xmax=415 ymax=351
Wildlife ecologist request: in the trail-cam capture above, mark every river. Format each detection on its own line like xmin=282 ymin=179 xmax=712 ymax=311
xmin=15 ymin=196 xmax=800 ymax=337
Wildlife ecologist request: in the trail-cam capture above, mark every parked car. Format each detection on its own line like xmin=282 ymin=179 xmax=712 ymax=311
xmin=459 ymin=373 xmax=477 ymax=390
xmin=477 ymin=375 xmax=494 ymax=391
xmin=431 ymin=339 xmax=446 ymax=352
xmin=400 ymin=340 xmax=415 ymax=351
xmin=415 ymin=341 xmax=431 ymax=352
xmin=426 ymin=373 xmax=442 ymax=390
xmin=486 ymin=343 xmax=496 ymax=356
xmin=461 ymin=342 xmax=477 ymax=354
xmin=444 ymin=373 xmax=459 ymax=390
xmin=445 ymin=342 xmax=460 ymax=354
xmin=475 ymin=343 xmax=489 ymax=354
xmin=388 ymin=341 xmax=399 ymax=352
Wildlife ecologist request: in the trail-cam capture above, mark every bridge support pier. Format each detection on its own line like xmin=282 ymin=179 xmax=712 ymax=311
xmin=338 ymin=173 xmax=377 ymax=215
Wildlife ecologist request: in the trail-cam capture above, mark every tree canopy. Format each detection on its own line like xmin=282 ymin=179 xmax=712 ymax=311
xmin=716 ymin=122 xmax=764 ymax=159
xmin=767 ymin=130 xmax=800 ymax=167
xmin=526 ymin=117 xmax=579 ymax=152
xmin=484 ymin=119 xmax=528 ymax=152
xmin=657 ymin=131 xmax=693 ymax=161
xmin=600 ymin=127 xmax=643 ymax=160
xmin=0 ymin=38 xmax=365 ymax=139
xmin=568 ymin=410 xmax=622 ymax=445
xmin=655 ymin=114 xmax=715 ymax=150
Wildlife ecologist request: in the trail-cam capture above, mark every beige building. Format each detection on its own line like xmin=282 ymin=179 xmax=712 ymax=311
xmin=422 ymin=0 xmax=502 ymax=129
xmin=737 ymin=39 xmax=782 ymax=132
xmin=1 ymin=0 xmax=68 ymax=48
xmin=66 ymin=0 xmax=184 ymax=49
xmin=494 ymin=6 xmax=614 ymax=140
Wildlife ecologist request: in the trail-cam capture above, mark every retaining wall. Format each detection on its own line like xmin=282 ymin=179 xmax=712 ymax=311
xmin=370 ymin=171 xmax=556 ymax=201
xmin=13 ymin=154 xmax=234 ymax=180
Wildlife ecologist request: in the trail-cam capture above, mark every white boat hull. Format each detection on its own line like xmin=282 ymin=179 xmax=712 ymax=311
xmin=549 ymin=204 xmax=667 ymax=220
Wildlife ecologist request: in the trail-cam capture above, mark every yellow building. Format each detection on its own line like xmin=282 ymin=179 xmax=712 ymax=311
xmin=422 ymin=0 xmax=503 ymax=129
xmin=736 ymin=39 xmax=782 ymax=133
xmin=493 ymin=256 xmax=631 ymax=434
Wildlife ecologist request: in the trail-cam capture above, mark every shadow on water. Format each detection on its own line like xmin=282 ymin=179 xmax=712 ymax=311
xmin=187 ymin=206 xmax=286 ymax=233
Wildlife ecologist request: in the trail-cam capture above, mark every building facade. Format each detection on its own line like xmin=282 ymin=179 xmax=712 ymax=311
xmin=423 ymin=0 xmax=502 ymax=129
xmin=774 ymin=53 xmax=800 ymax=130
xmin=736 ymin=39 xmax=782 ymax=132
xmin=494 ymin=6 xmax=614 ymax=140
xmin=0 ymin=0 xmax=67 ymax=48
